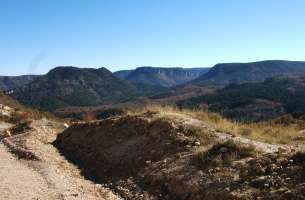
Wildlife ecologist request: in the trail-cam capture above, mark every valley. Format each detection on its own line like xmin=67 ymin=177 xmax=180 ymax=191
xmin=2 ymin=1 xmax=305 ymax=199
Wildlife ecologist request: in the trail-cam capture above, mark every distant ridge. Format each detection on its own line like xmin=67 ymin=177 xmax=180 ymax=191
xmin=12 ymin=66 xmax=137 ymax=111
xmin=115 ymin=67 xmax=210 ymax=95
xmin=113 ymin=70 xmax=133 ymax=79
xmin=191 ymin=60 xmax=305 ymax=86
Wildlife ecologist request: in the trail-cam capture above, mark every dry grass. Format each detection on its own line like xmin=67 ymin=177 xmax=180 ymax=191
xmin=194 ymin=140 xmax=258 ymax=167
xmin=191 ymin=110 xmax=302 ymax=144
xmin=126 ymin=104 xmax=304 ymax=145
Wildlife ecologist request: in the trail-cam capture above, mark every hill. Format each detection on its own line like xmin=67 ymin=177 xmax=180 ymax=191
xmin=178 ymin=75 xmax=305 ymax=121
xmin=191 ymin=60 xmax=305 ymax=86
xmin=115 ymin=67 xmax=210 ymax=95
xmin=11 ymin=66 xmax=137 ymax=111
xmin=0 ymin=75 xmax=40 ymax=91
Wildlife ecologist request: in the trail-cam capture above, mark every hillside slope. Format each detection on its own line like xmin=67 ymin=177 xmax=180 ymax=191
xmin=179 ymin=75 xmax=305 ymax=121
xmin=0 ymin=75 xmax=40 ymax=91
xmin=12 ymin=66 xmax=137 ymax=111
xmin=192 ymin=60 xmax=305 ymax=86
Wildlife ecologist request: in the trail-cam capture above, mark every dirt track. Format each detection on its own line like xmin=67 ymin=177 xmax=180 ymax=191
xmin=0 ymin=143 xmax=54 ymax=200
xmin=0 ymin=120 xmax=121 ymax=200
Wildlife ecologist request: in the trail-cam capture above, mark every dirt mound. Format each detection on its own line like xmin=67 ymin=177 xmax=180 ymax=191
xmin=55 ymin=113 xmax=305 ymax=200
xmin=55 ymin=115 xmax=196 ymax=181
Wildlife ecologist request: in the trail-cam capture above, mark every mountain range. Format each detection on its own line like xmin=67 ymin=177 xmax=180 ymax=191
xmin=114 ymin=67 xmax=210 ymax=95
xmin=4 ymin=60 xmax=305 ymax=113
xmin=191 ymin=60 xmax=305 ymax=86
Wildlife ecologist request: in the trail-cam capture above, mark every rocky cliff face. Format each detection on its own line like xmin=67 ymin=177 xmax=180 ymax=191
xmin=115 ymin=67 xmax=210 ymax=95
xmin=123 ymin=67 xmax=209 ymax=87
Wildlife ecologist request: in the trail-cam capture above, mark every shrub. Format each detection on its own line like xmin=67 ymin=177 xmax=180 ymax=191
xmin=195 ymin=140 xmax=257 ymax=167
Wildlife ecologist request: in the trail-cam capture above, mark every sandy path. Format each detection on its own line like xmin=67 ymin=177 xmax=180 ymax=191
xmin=0 ymin=144 xmax=56 ymax=200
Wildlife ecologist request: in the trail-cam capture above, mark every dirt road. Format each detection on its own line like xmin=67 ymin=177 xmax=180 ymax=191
xmin=0 ymin=120 xmax=121 ymax=200
xmin=0 ymin=143 xmax=55 ymax=200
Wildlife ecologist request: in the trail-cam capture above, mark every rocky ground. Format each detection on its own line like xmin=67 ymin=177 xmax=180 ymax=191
xmin=55 ymin=110 xmax=305 ymax=200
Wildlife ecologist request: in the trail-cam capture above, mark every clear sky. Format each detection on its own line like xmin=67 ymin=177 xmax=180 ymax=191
xmin=1 ymin=0 xmax=305 ymax=75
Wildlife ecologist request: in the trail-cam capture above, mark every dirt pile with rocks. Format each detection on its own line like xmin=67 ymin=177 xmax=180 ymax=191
xmin=55 ymin=113 xmax=305 ymax=200
xmin=55 ymin=116 xmax=197 ymax=181
xmin=141 ymin=142 xmax=305 ymax=200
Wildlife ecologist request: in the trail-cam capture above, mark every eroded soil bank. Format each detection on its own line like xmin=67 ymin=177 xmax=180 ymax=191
xmin=55 ymin=113 xmax=305 ymax=200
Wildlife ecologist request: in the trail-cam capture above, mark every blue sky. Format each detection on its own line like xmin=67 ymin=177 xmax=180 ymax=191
xmin=1 ymin=0 xmax=305 ymax=75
